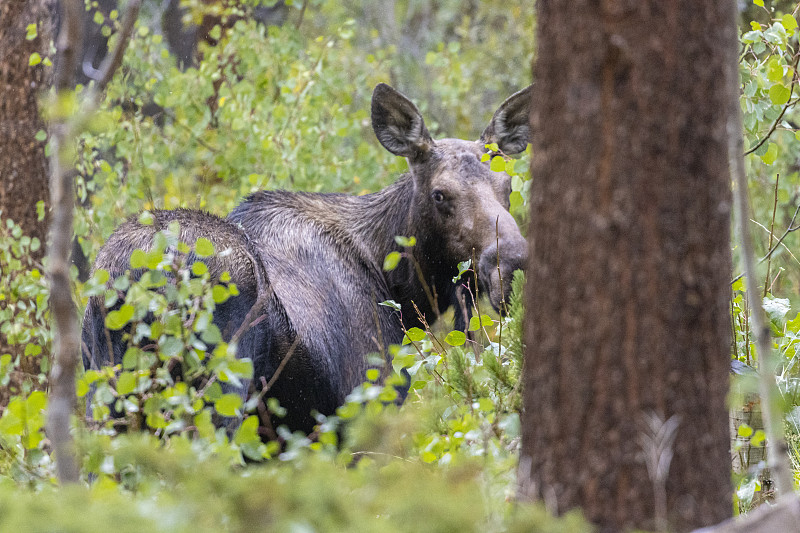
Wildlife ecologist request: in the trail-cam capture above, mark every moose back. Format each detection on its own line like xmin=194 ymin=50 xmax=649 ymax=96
xmin=82 ymin=83 xmax=531 ymax=434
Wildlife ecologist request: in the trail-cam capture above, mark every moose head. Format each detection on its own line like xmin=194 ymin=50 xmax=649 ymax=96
xmin=371 ymin=83 xmax=531 ymax=313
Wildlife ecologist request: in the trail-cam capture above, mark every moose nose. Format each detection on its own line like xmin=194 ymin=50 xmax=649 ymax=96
xmin=478 ymin=235 xmax=528 ymax=312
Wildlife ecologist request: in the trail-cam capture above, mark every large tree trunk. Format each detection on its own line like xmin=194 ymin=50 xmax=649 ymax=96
xmin=0 ymin=0 xmax=54 ymax=408
xmin=0 ymin=0 xmax=51 ymax=255
xmin=520 ymin=2 xmax=736 ymax=532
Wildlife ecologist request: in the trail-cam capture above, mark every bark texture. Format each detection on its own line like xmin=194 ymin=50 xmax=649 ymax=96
xmin=0 ymin=0 xmax=51 ymax=255
xmin=520 ymin=2 xmax=736 ymax=532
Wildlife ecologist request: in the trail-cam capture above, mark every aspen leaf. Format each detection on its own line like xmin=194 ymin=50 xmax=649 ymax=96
xmin=760 ymin=142 xmax=778 ymax=165
xmin=768 ymin=83 xmax=791 ymax=105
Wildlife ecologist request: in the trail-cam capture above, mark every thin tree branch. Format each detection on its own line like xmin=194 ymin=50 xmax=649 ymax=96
xmin=763 ymin=174 xmax=780 ymax=297
xmin=46 ymin=0 xmax=84 ymax=487
xmin=92 ymin=0 xmax=141 ymax=91
xmin=295 ymin=0 xmax=309 ymax=30
xmin=728 ymin=48 xmax=795 ymax=497
xmin=46 ymin=0 xmax=140 ymax=485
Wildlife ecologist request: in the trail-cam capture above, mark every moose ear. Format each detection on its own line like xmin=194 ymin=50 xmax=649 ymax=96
xmin=480 ymin=85 xmax=533 ymax=155
xmin=371 ymin=83 xmax=434 ymax=160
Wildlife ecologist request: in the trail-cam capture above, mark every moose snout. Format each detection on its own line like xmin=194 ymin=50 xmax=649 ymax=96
xmin=478 ymin=235 xmax=528 ymax=313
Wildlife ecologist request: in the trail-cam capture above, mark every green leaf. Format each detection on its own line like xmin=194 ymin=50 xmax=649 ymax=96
xmin=28 ymin=53 xmax=42 ymax=66
xmin=750 ymin=429 xmax=766 ymax=447
xmin=233 ymin=415 xmax=260 ymax=446
xmin=105 ymin=304 xmax=134 ymax=330
xmin=138 ymin=211 xmax=154 ymax=225
xmin=394 ymin=235 xmax=416 ymax=247
xmin=444 ymin=330 xmax=467 ymax=346
xmin=27 ymin=391 xmax=46 ymax=413
xmin=490 ymin=155 xmax=506 ymax=172
xmin=383 ymin=251 xmax=401 ymax=271
xmin=212 ymin=285 xmax=230 ymax=304
xmin=116 ymin=372 xmax=136 ymax=395
xmin=767 ymin=57 xmax=784 ymax=82
xmin=768 ymin=83 xmax=791 ymax=105
xmin=366 ymin=368 xmax=379 ymax=381
xmin=468 ymin=314 xmax=494 ymax=331
xmin=24 ymin=344 xmax=42 ymax=356
xmin=159 ymin=336 xmax=183 ymax=357
xmin=200 ymin=323 xmax=222 ymax=345
xmin=215 ymin=394 xmax=242 ymax=417
xmin=191 ymin=261 xmax=208 ymax=276
xmin=782 ymin=14 xmax=798 ymax=32
xmin=752 ymin=0 xmax=764 ymax=6
xmin=737 ymin=423 xmax=753 ymax=438
xmin=452 ymin=259 xmax=472 ymax=283
xmin=509 ymin=191 xmax=524 ymax=212
xmin=195 ymin=237 xmax=215 ymax=257
xmin=130 ymin=249 xmax=146 ymax=269
xmin=379 ymin=300 xmax=401 ymax=312
xmin=34 ymin=129 xmax=47 ymax=142
xmin=786 ymin=312 xmax=800 ymax=333
xmin=25 ymin=23 xmax=37 ymax=40
xmin=404 ymin=327 xmax=426 ymax=343
xmin=731 ymin=278 xmax=745 ymax=292
xmin=476 ymin=398 xmax=493 ymax=412
xmin=760 ymin=142 xmax=779 ymax=165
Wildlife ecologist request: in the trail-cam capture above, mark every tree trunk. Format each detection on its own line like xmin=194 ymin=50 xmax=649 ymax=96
xmin=520 ymin=2 xmax=736 ymax=532
xmin=0 ymin=0 xmax=51 ymax=255
xmin=0 ymin=0 xmax=53 ymax=408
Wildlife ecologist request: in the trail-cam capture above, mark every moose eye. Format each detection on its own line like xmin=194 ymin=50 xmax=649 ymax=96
xmin=431 ymin=190 xmax=445 ymax=204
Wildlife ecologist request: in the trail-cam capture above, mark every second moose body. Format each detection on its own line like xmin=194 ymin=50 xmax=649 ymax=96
xmin=82 ymin=83 xmax=530 ymax=433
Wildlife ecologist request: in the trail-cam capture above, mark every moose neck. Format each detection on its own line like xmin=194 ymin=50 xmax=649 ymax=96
xmin=343 ymin=173 xmax=451 ymax=326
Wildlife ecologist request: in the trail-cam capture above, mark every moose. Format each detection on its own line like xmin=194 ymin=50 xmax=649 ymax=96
xmin=82 ymin=83 xmax=531 ymax=434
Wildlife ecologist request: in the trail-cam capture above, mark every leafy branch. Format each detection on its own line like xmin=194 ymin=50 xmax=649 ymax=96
xmin=744 ymin=40 xmax=800 ymax=157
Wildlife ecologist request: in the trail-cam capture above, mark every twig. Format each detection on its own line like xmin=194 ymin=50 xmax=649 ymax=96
xmin=744 ymin=50 xmax=800 ymax=157
xmin=91 ymin=0 xmax=142 ymax=91
xmin=730 ymin=204 xmax=800 ymax=284
xmin=728 ymin=53 xmax=795 ymax=495
xmin=470 ymin=248 xmax=488 ymax=344
xmin=758 ymin=204 xmax=800 ymax=263
xmin=229 ymin=289 xmax=271 ymax=346
xmin=494 ymin=216 xmax=504 ymax=355
xmin=258 ymin=337 xmax=300 ymax=397
xmin=295 ymin=0 xmax=309 ymax=30
xmin=764 ymin=174 xmax=780 ymax=297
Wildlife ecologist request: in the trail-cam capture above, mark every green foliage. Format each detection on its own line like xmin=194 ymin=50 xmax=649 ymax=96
xmin=78 ymin=230 xmax=256 ymax=446
xmin=0 ymin=216 xmax=49 ymax=355
xmin=731 ymin=279 xmax=800 ymax=509
xmin=0 ymin=434 xmax=590 ymax=533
